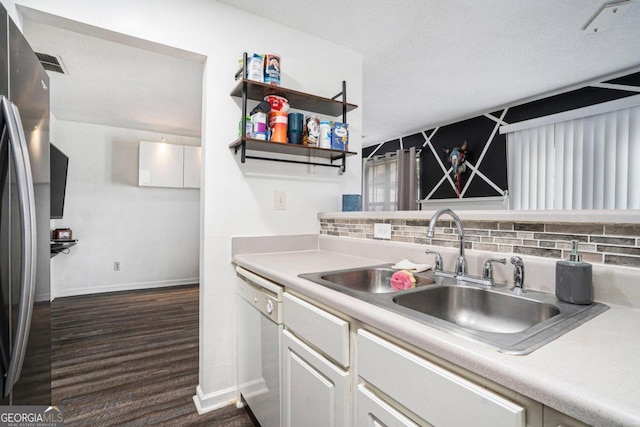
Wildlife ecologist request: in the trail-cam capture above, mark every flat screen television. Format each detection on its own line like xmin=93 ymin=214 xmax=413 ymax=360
xmin=50 ymin=143 xmax=69 ymax=219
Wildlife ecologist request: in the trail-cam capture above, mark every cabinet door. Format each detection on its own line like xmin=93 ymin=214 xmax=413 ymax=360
xmin=138 ymin=141 xmax=183 ymax=188
xmin=282 ymin=329 xmax=350 ymax=427
xmin=357 ymin=384 xmax=420 ymax=427
xmin=183 ymin=145 xmax=201 ymax=188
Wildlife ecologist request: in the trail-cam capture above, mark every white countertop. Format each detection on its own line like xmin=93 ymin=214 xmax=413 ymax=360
xmin=233 ymin=240 xmax=640 ymax=427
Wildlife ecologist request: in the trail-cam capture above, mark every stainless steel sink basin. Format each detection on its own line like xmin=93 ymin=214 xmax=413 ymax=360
xmin=299 ymin=264 xmax=609 ymax=354
xmin=315 ymin=266 xmax=435 ymax=294
xmin=392 ymin=285 xmax=560 ymax=334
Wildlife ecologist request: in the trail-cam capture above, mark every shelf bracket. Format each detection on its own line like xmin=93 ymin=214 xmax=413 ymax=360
xmin=331 ymin=80 xmax=348 ymax=123
xmin=241 ymin=52 xmax=248 ymax=163
xmin=329 ymin=152 xmax=347 ymax=174
xmin=245 ymin=155 xmax=343 ymax=169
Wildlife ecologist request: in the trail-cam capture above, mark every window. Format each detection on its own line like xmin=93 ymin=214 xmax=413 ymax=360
xmin=364 ymin=154 xmax=397 ymax=211
xmin=363 ymin=150 xmax=420 ymax=211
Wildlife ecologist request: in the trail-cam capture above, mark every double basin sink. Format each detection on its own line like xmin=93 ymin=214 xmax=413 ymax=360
xmin=299 ymin=265 xmax=608 ymax=354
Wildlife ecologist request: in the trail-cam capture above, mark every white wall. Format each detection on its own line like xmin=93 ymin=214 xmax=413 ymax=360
xmin=15 ymin=0 xmax=364 ymax=413
xmin=2 ymin=0 xmax=19 ymax=23
xmin=50 ymin=120 xmax=200 ymax=298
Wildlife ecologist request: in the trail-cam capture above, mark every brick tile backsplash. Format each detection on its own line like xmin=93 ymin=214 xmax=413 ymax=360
xmin=604 ymin=254 xmax=640 ymax=267
xmin=320 ymin=217 xmax=640 ymax=269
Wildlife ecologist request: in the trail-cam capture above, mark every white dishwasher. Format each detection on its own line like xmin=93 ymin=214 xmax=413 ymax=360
xmin=236 ymin=266 xmax=284 ymax=427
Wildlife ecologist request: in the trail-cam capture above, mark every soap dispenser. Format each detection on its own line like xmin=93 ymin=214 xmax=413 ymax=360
xmin=555 ymin=240 xmax=593 ymax=304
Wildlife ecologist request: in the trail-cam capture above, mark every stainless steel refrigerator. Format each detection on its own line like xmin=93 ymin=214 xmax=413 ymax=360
xmin=0 ymin=4 xmax=51 ymax=405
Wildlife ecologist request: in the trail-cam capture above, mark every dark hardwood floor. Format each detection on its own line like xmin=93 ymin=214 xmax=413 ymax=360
xmin=51 ymin=285 xmax=255 ymax=426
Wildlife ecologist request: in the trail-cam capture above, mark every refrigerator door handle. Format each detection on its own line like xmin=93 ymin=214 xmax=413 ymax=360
xmin=0 ymin=97 xmax=37 ymax=397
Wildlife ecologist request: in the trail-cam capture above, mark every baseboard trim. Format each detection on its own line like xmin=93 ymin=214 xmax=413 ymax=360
xmin=35 ymin=291 xmax=51 ymax=303
xmin=52 ymin=278 xmax=199 ymax=299
xmin=192 ymin=384 xmax=237 ymax=415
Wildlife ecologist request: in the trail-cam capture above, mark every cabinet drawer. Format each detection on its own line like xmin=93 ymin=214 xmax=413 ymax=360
xmin=357 ymin=384 xmax=419 ymax=427
xmin=284 ymin=292 xmax=349 ymax=368
xmin=358 ymin=330 xmax=525 ymax=427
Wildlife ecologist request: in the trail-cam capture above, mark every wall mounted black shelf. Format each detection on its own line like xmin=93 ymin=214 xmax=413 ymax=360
xmin=229 ymin=137 xmax=357 ymax=170
xmin=50 ymin=239 xmax=77 ymax=258
xmin=230 ymin=52 xmax=358 ymax=172
xmin=230 ymin=79 xmax=358 ymax=119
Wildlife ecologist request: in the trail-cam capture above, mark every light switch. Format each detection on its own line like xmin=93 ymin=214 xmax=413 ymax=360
xmin=274 ymin=190 xmax=286 ymax=210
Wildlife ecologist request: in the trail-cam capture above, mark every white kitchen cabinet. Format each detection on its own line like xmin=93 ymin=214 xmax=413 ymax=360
xmin=357 ymin=329 xmax=526 ymax=427
xmin=183 ymin=145 xmax=201 ymax=188
xmin=543 ymin=406 xmax=589 ymax=427
xmin=235 ymin=265 xmax=584 ymax=427
xmin=138 ymin=141 xmax=201 ymax=188
xmin=357 ymin=383 xmax=419 ymax=427
xmin=281 ymin=329 xmax=350 ymax=427
xmin=283 ymin=292 xmax=349 ymax=368
xmin=138 ymin=140 xmax=184 ymax=188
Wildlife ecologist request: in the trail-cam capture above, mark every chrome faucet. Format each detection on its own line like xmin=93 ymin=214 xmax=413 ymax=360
xmin=426 ymin=208 xmax=467 ymax=276
xmin=510 ymin=256 xmax=525 ymax=294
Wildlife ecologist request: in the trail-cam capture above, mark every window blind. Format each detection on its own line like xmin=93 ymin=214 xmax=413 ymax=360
xmin=507 ymin=105 xmax=640 ymax=210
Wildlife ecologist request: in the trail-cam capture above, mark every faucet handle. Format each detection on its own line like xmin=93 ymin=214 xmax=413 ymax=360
xmin=510 ymin=256 xmax=525 ymax=294
xmin=424 ymin=249 xmax=443 ymax=271
xmin=482 ymin=258 xmax=506 ymax=285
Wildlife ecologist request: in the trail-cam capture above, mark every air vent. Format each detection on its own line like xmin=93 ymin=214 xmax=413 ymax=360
xmin=35 ymin=52 xmax=67 ymax=74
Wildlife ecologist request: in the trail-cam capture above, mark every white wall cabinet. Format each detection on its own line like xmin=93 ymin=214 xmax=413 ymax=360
xmin=183 ymin=145 xmax=201 ymax=189
xmin=138 ymin=140 xmax=183 ymax=187
xmin=138 ymin=141 xmax=200 ymax=188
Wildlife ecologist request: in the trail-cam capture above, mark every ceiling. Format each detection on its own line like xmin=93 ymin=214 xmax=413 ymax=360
xmin=20 ymin=13 xmax=205 ymax=139
xmin=18 ymin=1 xmax=640 ymax=146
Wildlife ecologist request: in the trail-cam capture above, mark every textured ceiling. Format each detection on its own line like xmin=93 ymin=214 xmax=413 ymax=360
xmin=21 ymin=17 xmax=204 ymax=138
xmin=217 ymin=0 xmax=640 ymax=146
xmin=17 ymin=1 xmax=640 ymax=146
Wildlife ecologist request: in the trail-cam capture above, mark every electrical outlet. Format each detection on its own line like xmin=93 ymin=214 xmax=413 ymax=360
xmin=274 ymin=190 xmax=286 ymax=210
xmin=114 ymin=261 xmax=120 ymax=271
xmin=374 ymin=223 xmax=392 ymax=239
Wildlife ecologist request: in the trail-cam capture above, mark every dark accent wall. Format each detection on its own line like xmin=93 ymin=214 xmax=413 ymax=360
xmin=503 ymin=86 xmax=638 ymax=124
xmin=365 ymin=70 xmax=640 ymax=202
xmin=421 ymin=115 xmax=507 ymax=200
xmin=604 ymin=71 xmax=640 ymax=86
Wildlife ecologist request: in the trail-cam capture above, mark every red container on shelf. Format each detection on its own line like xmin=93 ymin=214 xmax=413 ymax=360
xmin=264 ymin=95 xmax=288 ymax=112
xmin=269 ymin=111 xmax=288 ymax=143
